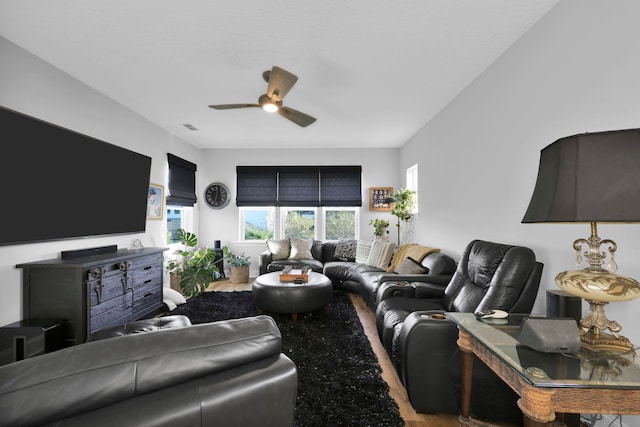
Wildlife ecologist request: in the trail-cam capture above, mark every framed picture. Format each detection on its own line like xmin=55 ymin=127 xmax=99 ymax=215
xmin=369 ymin=187 xmax=394 ymax=211
xmin=147 ymin=183 xmax=164 ymax=220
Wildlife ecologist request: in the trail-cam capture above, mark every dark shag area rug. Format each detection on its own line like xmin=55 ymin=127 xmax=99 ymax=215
xmin=168 ymin=290 xmax=403 ymax=427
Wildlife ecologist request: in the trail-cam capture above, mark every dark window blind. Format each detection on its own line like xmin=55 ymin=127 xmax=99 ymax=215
xmin=320 ymin=166 xmax=362 ymax=206
xmin=236 ymin=166 xmax=361 ymax=207
xmin=166 ymin=154 xmax=197 ymax=206
xmin=279 ymin=167 xmax=320 ymax=206
xmin=236 ymin=166 xmax=278 ymax=206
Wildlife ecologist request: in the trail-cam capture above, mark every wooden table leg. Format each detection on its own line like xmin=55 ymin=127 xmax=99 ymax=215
xmin=460 ymin=346 xmax=473 ymax=421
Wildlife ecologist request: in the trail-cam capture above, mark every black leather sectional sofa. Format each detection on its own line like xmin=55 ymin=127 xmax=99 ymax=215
xmin=260 ymin=238 xmax=544 ymax=423
xmin=259 ymin=239 xmax=458 ymax=310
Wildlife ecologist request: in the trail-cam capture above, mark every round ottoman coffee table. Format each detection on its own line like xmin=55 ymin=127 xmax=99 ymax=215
xmin=252 ymin=271 xmax=333 ymax=321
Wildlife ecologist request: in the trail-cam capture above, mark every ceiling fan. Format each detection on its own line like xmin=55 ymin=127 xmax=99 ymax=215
xmin=208 ymin=66 xmax=316 ymax=128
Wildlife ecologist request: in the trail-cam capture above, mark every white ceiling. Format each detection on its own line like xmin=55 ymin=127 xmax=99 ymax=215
xmin=0 ymin=0 xmax=558 ymax=150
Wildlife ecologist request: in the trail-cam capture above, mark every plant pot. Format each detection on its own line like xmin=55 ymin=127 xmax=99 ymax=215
xmin=229 ymin=265 xmax=250 ymax=284
xmin=170 ymin=273 xmax=184 ymax=295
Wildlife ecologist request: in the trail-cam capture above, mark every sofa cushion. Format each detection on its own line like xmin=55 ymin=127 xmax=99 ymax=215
xmin=267 ymin=239 xmax=290 ymax=260
xmin=323 ymin=261 xmax=361 ymax=283
xmin=355 ymin=240 xmax=373 ymax=264
xmin=334 ymin=239 xmax=357 ymax=261
xmin=393 ymin=257 xmax=428 ymax=275
xmin=367 ymin=240 xmax=395 ymax=269
xmin=267 ymin=259 xmax=324 ymax=273
xmin=289 ymin=238 xmax=313 ymax=259
xmin=311 ymin=240 xmax=324 ymax=261
xmin=387 ymin=244 xmax=440 ymax=272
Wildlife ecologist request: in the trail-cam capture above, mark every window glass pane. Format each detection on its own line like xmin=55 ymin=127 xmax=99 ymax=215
xmin=324 ymin=209 xmax=357 ymax=240
xmin=241 ymin=207 xmax=274 ymax=241
xmin=166 ymin=207 xmax=183 ymax=244
xmin=283 ymin=209 xmax=316 ymax=239
xmin=406 ymin=164 xmax=419 ymax=214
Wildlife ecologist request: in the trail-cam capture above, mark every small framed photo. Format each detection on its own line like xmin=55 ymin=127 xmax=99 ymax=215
xmin=147 ymin=183 xmax=164 ymax=220
xmin=369 ymin=187 xmax=394 ymax=211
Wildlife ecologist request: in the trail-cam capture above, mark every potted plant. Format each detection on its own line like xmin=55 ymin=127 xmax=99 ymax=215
xmin=223 ymin=246 xmax=251 ymax=284
xmin=390 ymin=188 xmax=416 ymax=245
xmin=369 ymin=218 xmax=390 ymax=240
xmin=167 ymin=228 xmax=221 ymax=297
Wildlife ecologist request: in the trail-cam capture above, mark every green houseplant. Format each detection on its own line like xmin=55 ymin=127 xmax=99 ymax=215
xmin=167 ymin=229 xmax=221 ymax=297
xmin=369 ymin=218 xmax=390 ymax=240
xmin=390 ymin=188 xmax=416 ymax=245
xmin=223 ymin=246 xmax=251 ymax=284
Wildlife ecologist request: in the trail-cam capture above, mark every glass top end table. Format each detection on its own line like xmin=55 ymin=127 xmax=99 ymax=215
xmin=447 ymin=312 xmax=640 ymax=426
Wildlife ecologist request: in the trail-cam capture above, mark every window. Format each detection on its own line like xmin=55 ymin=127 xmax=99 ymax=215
xmin=237 ymin=165 xmax=362 ymax=241
xmin=166 ymin=208 xmax=183 ymax=244
xmin=406 ymin=164 xmax=418 ymax=214
xmin=282 ymin=208 xmax=316 ymax=239
xmin=323 ymin=207 xmax=358 ymax=240
xmin=240 ymin=206 xmax=359 ymax=241
xmin=165 ymin=206 xmax=194 ymax=244
xmin=241 ymin=207 xmax=275 ymax=240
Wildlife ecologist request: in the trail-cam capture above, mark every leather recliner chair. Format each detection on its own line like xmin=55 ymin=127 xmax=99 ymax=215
xmin=0 ymin=315 xmax=298 ymax=427
xmin=375 ymin=239 xmax=543 ymax=423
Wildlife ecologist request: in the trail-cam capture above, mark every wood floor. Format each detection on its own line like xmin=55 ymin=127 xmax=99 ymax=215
xmin=205 ymin=279 xmax=459 ymax=426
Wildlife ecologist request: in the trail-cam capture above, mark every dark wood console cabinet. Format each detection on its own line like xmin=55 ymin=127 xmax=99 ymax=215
xmin=17 ymin=247 xmax=167 ymax=346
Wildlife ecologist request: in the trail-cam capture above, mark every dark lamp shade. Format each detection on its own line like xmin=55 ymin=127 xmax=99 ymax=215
xmin=522 ymin=128 xmax=640 ymax=223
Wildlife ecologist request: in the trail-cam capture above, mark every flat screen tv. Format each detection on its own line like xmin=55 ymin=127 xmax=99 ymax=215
xmin=0 ymin=106 xmax=152 ymax=246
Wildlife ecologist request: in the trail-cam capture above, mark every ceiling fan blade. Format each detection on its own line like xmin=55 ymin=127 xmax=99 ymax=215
xmin=267 ymin=66 xmax=298 ymax=102
xmin=209 ymin=103 xmax=259 ymax=110
xmin=278 ymin=106 xmax=316 ymax=127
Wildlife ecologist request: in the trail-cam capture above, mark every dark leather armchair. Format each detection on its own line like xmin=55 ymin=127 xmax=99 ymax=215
xmin=375 ymin=239 xmax=543 ymax=422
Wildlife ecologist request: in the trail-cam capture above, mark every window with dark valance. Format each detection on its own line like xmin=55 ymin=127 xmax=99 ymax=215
xmin=236 ymin=166 xmax=361 ymax=207
xmin=166 ymin=154 xmax=197 ymax=206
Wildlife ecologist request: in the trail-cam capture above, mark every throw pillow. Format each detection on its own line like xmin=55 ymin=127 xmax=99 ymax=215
xmin=393 ymin=257 xmax=429 ymax=275
xmin=267 ymin=238 xmax=290 ymax=260
xmin=386 ymin=243 xmax=418 ymax=272
xmin=335 ymin=239 xmax=357 ymax=261
xmin=355 ymin=240 xmax=373 ymax=264
xmin=367 ymin=240 xmax=395 ymax=270
xmin=289 ymin=238 xmax=313 ymax=259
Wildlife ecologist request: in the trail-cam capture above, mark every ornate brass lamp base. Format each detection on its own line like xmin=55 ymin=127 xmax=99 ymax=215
xmin=579 ymin=301 xmax=635 ymax=353
xmin=555 ymin=223 xmax=640 ymax=354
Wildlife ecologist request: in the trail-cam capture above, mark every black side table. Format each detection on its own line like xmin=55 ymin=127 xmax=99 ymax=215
xmin=0 ymin=319 xmax=65 ymax=366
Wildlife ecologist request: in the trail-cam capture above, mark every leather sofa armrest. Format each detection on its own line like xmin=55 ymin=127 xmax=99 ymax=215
xmin=259 ymin=250 xmax=273 ymax=275
xmin=413 ymin=281 xmax=447 ymax=299
xmin=376 ymin=281 xmax=415 ymax=304
xmin=394 ymin=310 xmax=461 ymax=414
xmin=379 ymin=273 xmax=451 ymax=286
xmin=0 ymin=316 xmax=284 ymax=427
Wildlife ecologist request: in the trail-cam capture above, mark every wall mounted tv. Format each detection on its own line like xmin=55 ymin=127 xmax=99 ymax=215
xmin=0 ymin=106 xmax=152 ymax=246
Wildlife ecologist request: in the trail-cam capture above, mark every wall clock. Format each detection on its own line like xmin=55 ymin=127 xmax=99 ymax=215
xmin=204 ymin=182 xmax=230 ymax=209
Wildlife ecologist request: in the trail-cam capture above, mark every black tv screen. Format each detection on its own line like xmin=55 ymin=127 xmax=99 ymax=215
xmin=0 ymin=106 xmax=152 ymax=246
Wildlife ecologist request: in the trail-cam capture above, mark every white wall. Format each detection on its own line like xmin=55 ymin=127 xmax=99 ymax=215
xmin=0 ymin=36 xmax=401 ymax=324
xmin=197 ymin=147 xmax=400 ymax=277
xmin=0 ymin=37 xmax=200 ymax=327
xmin=402 ymin=3 xmax=640 ymax=424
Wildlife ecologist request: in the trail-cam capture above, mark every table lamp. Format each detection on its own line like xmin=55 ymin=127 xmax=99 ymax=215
xmin=522 ymin=128 xmax=640 ymax=352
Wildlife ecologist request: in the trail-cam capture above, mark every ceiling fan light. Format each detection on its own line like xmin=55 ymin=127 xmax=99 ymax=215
xmin=258 ymin=94 xmax=279 ymax=113
xmin=262 ymin=103 xmax=279 ymax=113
